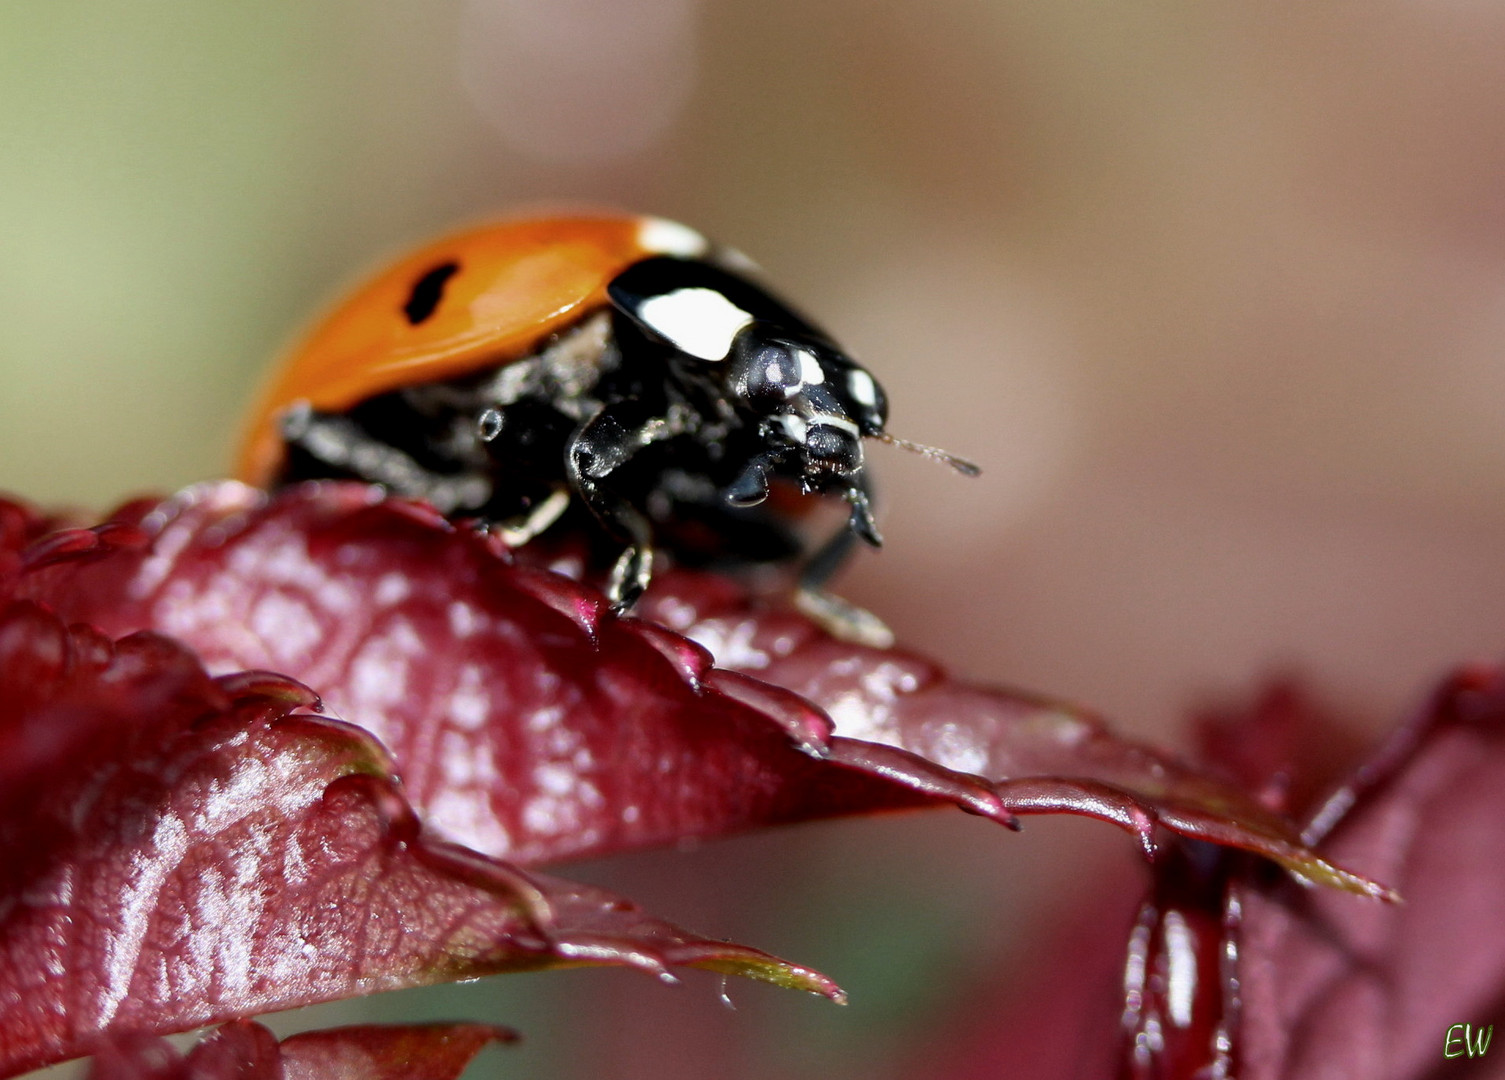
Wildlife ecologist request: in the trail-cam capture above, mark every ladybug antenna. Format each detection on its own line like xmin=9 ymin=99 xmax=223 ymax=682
xmin=876 ymin=432 xmax=981 ymax=477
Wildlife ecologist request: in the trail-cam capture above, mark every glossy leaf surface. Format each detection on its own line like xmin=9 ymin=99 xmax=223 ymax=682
xmin=21 ymin=482 xmax=1386 ymax=895
xmin=0 ymin=588 xmax=837 ymax=1078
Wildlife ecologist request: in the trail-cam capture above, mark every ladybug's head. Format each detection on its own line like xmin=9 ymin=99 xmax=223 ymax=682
xmin=720 ymin=326 xmax=890 ymax=543
xmin=607 ymin=254 xmax=975 ymax=550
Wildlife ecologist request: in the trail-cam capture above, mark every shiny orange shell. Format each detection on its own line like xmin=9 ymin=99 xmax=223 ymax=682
xmin=236 ymin=213 xmax=709 ymax=485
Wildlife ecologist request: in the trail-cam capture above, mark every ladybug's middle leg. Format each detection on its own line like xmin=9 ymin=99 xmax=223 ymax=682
xmin=566 ymin=397 xmax=695 ymax=611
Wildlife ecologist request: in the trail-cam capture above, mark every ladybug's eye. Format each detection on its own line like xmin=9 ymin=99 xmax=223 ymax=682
xmin=402 ymin=260 xmax=461 ymax=325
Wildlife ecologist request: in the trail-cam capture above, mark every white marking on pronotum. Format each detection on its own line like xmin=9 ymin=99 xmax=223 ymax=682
xmin=847 ymin=368 xmax=878 ymax=407
xmin=637 ymin=217 xmax=709 ymax=258
xmin=795 ymin=348 xmax=824 ymax=385
xmin=637 ymin=287 xmax=754 ymax=361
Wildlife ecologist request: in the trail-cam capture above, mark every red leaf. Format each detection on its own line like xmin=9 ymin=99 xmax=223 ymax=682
xmin=22 ymin=482 xmax=1385 ymax=895
xmin=0 ymin=597 xmax=839 ymax=1078
xmin=949 ymin=671 xmax=1505 ymax=1079
xmin=664 ymin=587 xmax=1388 ymax=893
xmin=1235 ymin=667 xmax=1505 ymax=1079
xmin=87 ymin=1019 xmax=513 ymax=1080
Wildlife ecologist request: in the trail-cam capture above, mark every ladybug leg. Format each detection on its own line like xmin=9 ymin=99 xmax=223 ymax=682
xmin=279 ymin=403 xmax=491 ymax=513
xmin=724 ymin=449 xmax=786 ymax=507
xmin=793 ymin=483 xmax=894 ymax=648
xmin=494 ymin=486 xmax=571 ymax=547
xmin=606 ymin=528 xmax=655 ymax=613
xmin=572 ymin=473 xmax=654 ymax=613
xmin=567 ymin=398 xmax=688 ymax=611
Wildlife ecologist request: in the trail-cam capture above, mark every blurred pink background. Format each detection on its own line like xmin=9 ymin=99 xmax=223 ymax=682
xmin=6 ymin=3 xmax=1505 ymax=1076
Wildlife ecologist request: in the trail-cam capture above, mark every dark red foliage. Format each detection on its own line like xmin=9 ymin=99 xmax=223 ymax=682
xmin=1112 ymin=671 xmax=1505 ymax=1079
xmin=926 ymin=672 xmax=1505 ymax=1080
xmin=88 ymin=1019 xmax=512 ymax=1080
xmin=0 ymin=588 xmax=837 ymax=1078
xmin=1110 ymin=671 xmax=1505 ymax=1079
xmin=1236 ymin=667 xmax=1505 ymax=1079
xmin=21 ymin=482 xmax=1383 ymax=895
xmin=0 ymin=484 xmax=1400 ymax=1077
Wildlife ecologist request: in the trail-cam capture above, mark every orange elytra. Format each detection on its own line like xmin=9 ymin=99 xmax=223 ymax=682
xmin=237 ymin=212 xmax=703 ymax=485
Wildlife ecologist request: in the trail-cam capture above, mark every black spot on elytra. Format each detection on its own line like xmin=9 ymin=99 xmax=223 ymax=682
xmin=402 ymin=260 xmax=461 ymax=325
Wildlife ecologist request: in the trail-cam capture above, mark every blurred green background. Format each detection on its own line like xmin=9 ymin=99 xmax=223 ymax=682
xmin=11 ymin=2 xmax=1505 ymax=1076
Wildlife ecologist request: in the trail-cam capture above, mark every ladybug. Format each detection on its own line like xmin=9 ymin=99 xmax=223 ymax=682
xmin=238 ymin=212 xmax=975 ymax=640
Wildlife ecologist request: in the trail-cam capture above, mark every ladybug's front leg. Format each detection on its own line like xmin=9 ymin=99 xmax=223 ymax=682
xmin=794 ymin=482 xmax=895 ymax=648
xmin=565 ymin=398 xmax=676 ymax=611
